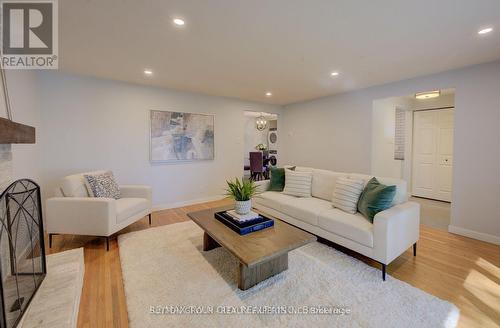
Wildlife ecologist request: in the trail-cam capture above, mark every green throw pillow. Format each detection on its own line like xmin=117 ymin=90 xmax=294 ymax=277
xmin=357 ymin=177 xmax=396 ymax=222
xmin=268 ymin=166 xmax=295 ymax=191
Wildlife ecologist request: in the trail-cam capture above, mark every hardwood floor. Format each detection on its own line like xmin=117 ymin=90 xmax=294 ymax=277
xmin=47 ymin=198 xmax=500 ymax=328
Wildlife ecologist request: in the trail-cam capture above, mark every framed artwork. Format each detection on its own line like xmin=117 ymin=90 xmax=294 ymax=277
xmin=150 ymin=110 xmax=215 ymax=163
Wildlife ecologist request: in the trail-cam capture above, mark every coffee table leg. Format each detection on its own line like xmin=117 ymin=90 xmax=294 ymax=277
xmin=238 ymin=253 xmax=288 ymax=290
xmin=203 ymin=232 xmax=221 ymax=251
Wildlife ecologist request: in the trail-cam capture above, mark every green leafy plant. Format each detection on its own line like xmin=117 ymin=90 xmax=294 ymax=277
xmin=225 ymin=178 xmax=257 ymax=201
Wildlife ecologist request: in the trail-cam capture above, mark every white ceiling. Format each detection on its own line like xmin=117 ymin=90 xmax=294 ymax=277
xmin=60 ymin=0 xmax=500 ymax=105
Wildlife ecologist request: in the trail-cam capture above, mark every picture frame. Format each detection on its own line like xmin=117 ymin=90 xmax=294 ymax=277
xmin=149 ymin=110 xmax=215 ymax=163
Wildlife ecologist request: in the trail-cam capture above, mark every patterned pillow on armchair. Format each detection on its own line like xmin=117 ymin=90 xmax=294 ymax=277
xmin=84 ymin=171 xmax=121 ymax=199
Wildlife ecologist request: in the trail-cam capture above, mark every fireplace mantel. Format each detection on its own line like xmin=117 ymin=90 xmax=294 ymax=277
xmin=0 ymin=117 xmax=35 ymax=144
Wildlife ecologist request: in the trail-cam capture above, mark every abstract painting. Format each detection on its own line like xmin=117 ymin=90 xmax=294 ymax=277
xmin=150 ymin=110 xmax=214 ymax=163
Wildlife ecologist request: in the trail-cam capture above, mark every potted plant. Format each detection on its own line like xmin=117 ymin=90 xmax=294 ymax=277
xmin=255 ymin=143 xmax=267 ymax=151
xmin=225 ymin=178 xmax=257 ymax=215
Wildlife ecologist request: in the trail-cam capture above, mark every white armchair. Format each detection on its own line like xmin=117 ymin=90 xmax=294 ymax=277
xmin=46 ymin=171 xmax=152 ymax=250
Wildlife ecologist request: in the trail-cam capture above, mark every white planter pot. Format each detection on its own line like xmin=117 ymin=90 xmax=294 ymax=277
xmin=235 ymin=200 xmax=252 ymax=215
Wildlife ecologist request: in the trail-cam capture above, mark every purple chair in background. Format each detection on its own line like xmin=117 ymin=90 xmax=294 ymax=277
xmin=249 ymin=152 xmax=266 ymax=181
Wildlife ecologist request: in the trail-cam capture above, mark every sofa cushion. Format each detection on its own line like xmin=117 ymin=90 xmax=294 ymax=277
xmin=116 ymin=198 xmax=149 ymax=223
xmin=283 ymin=169 xmax=313 ymax=197
xmin=268 ymin=167 xmax=286 ymax=191
xmin=268 ymin=166 xmax=295 ymax=191
xmin=357 ymin=177 xmax=396 ymax=222
xmin=254 ymin=191 xmax=296 ymax=211
xmin=331 ymin=177 xmax=365 ymax=214
xmin=61 ymin=170 xmax=107 ymax=197
xmin=84 ymin=171 xmax=121 ymax=199
xmin=318 ymin=209 xmax=374 ymax=247
xmin=281 ymin=197 xmax=332 ymax=226
xmin=311 ymin=169 xmax=348 ymax=201
xmin=349 ymin=173 xmax=407 ymax=205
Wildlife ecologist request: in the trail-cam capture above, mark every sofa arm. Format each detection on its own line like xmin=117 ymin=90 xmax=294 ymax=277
xmin=120 ymin=185 xmax=152 ymax=202
xmin=45 ymin=197 xmax=116 ymax=236
xmin=253 ymin=180 xmax=270 ymax=194
xmin=373 ymin=201 xmax=420 ymax=265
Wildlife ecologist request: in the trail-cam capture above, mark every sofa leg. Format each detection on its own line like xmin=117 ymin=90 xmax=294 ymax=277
xmin=413 ymin=242 xmax=417 ymax=256
xmin=105 ymin=237 xmax=109 ymax=251
xmin=148 ymin=213 xmax=152 ymax=226
xmin=49 ymin=233 xmax=54 ymax=248
xmin=382 ymin=263 xmax=386 ymax=281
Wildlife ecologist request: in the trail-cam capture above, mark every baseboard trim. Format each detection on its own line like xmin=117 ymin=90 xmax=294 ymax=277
xmin=448 ymin=225 xmax=500 ymax=245
xmin=153 ymin=195 xmax=225 ymax=211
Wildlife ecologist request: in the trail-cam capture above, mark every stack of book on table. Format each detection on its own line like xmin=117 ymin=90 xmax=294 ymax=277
xmin=214 ymin=210 xmax=274 ymax=235
xmin=226 ymin=210 xmax=261 ymax=222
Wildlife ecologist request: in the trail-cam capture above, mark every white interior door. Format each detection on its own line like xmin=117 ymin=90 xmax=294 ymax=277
xmin=412 ymin=108 xmax=454 ymax=202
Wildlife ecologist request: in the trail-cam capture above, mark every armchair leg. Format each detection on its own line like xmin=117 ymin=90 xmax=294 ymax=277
xmin=413 ymin=242 xmax=417 ymax=256
xmin=381 ymin=263 xmax=386 ymax=281
xmin=148 ymin=213 xmax=152 ymax=226
xmin=105 ymin=237 xmax=109 ymax=251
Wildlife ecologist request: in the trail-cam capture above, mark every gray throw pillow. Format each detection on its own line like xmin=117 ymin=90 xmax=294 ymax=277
xmin=84 ymin=171 xmax=121 ymax=199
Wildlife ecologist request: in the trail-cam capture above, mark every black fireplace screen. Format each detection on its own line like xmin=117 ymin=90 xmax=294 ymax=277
xmin=0 ymin=179 xmax=46 ymax=328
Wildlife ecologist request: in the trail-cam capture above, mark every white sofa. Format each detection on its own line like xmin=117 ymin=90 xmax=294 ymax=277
xmin=253 ymin=166 xmax=420 ymax=280
xmin=46 ymin=171 xmax=152 ymax=250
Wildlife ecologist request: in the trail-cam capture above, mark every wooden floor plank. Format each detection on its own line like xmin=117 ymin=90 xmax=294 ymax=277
xmin=47 ymin=198 xmax=500 ymax=328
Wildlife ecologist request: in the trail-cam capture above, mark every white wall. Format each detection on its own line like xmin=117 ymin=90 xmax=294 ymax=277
xmin=282 ymin=60 xmax=500 ymax=244
xmin=0 ymin=73 xmax=7 ymax=119
xmin=371 ymin=96 xmax=413 ymax=179
xmin=0 ymin=73 xmax=12 ymax=192
xmin=0 ymin=145 xmax=12 ymax=193
xmin=6 ymin=71 xmax=42 ymax=182
xmin=37 ymin=72 xmax=281 ymax=208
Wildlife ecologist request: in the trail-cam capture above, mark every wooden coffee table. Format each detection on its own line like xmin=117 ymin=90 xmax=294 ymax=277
xmin=188 ymin=206 xmax=316 ymax=290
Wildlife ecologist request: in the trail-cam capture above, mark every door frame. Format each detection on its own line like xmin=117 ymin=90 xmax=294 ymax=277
xmin=242 ymin=111 xmax=280 ymax=178
xmin=403 ymin=106 xmax=454 ymax=200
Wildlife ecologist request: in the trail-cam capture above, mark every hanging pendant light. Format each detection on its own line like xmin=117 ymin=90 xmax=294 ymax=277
xmin=256 ymin=112 xmax=267 ymax=131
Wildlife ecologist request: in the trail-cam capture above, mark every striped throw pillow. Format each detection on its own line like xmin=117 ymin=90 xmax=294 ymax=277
xmin=331 ymin=177 xmax=364 ymax=214
xmin=283 ymin=169 xmax=313 ymax=197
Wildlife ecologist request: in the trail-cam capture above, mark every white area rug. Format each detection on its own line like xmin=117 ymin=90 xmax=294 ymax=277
xmin=20 ymin=248 xmax=84 ymax=328
xmin=118 ymin=221 xmax=459 ymax=328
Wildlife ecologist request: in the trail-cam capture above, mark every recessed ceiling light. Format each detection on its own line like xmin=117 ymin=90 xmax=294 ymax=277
xmin=330 ymin=71 xmax=339 ymax=77
xmin=144 ymin=69 xmax=153 ymax=76
xmin=478 ymin=27 xmax=493 ymax=35
xmin=173 ymin=18 xmax=185 ymax=26
xmin=265 ymin=92 xmax=272 ymax=97
xmin=415 ymin=90 xmax=440 ymax=100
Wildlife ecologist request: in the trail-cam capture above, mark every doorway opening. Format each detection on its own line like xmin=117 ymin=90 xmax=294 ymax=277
xmin=371 ymin=88 xmax=455 ymax=230
xmin=243 ymin=111 xmax=278 ymax=181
